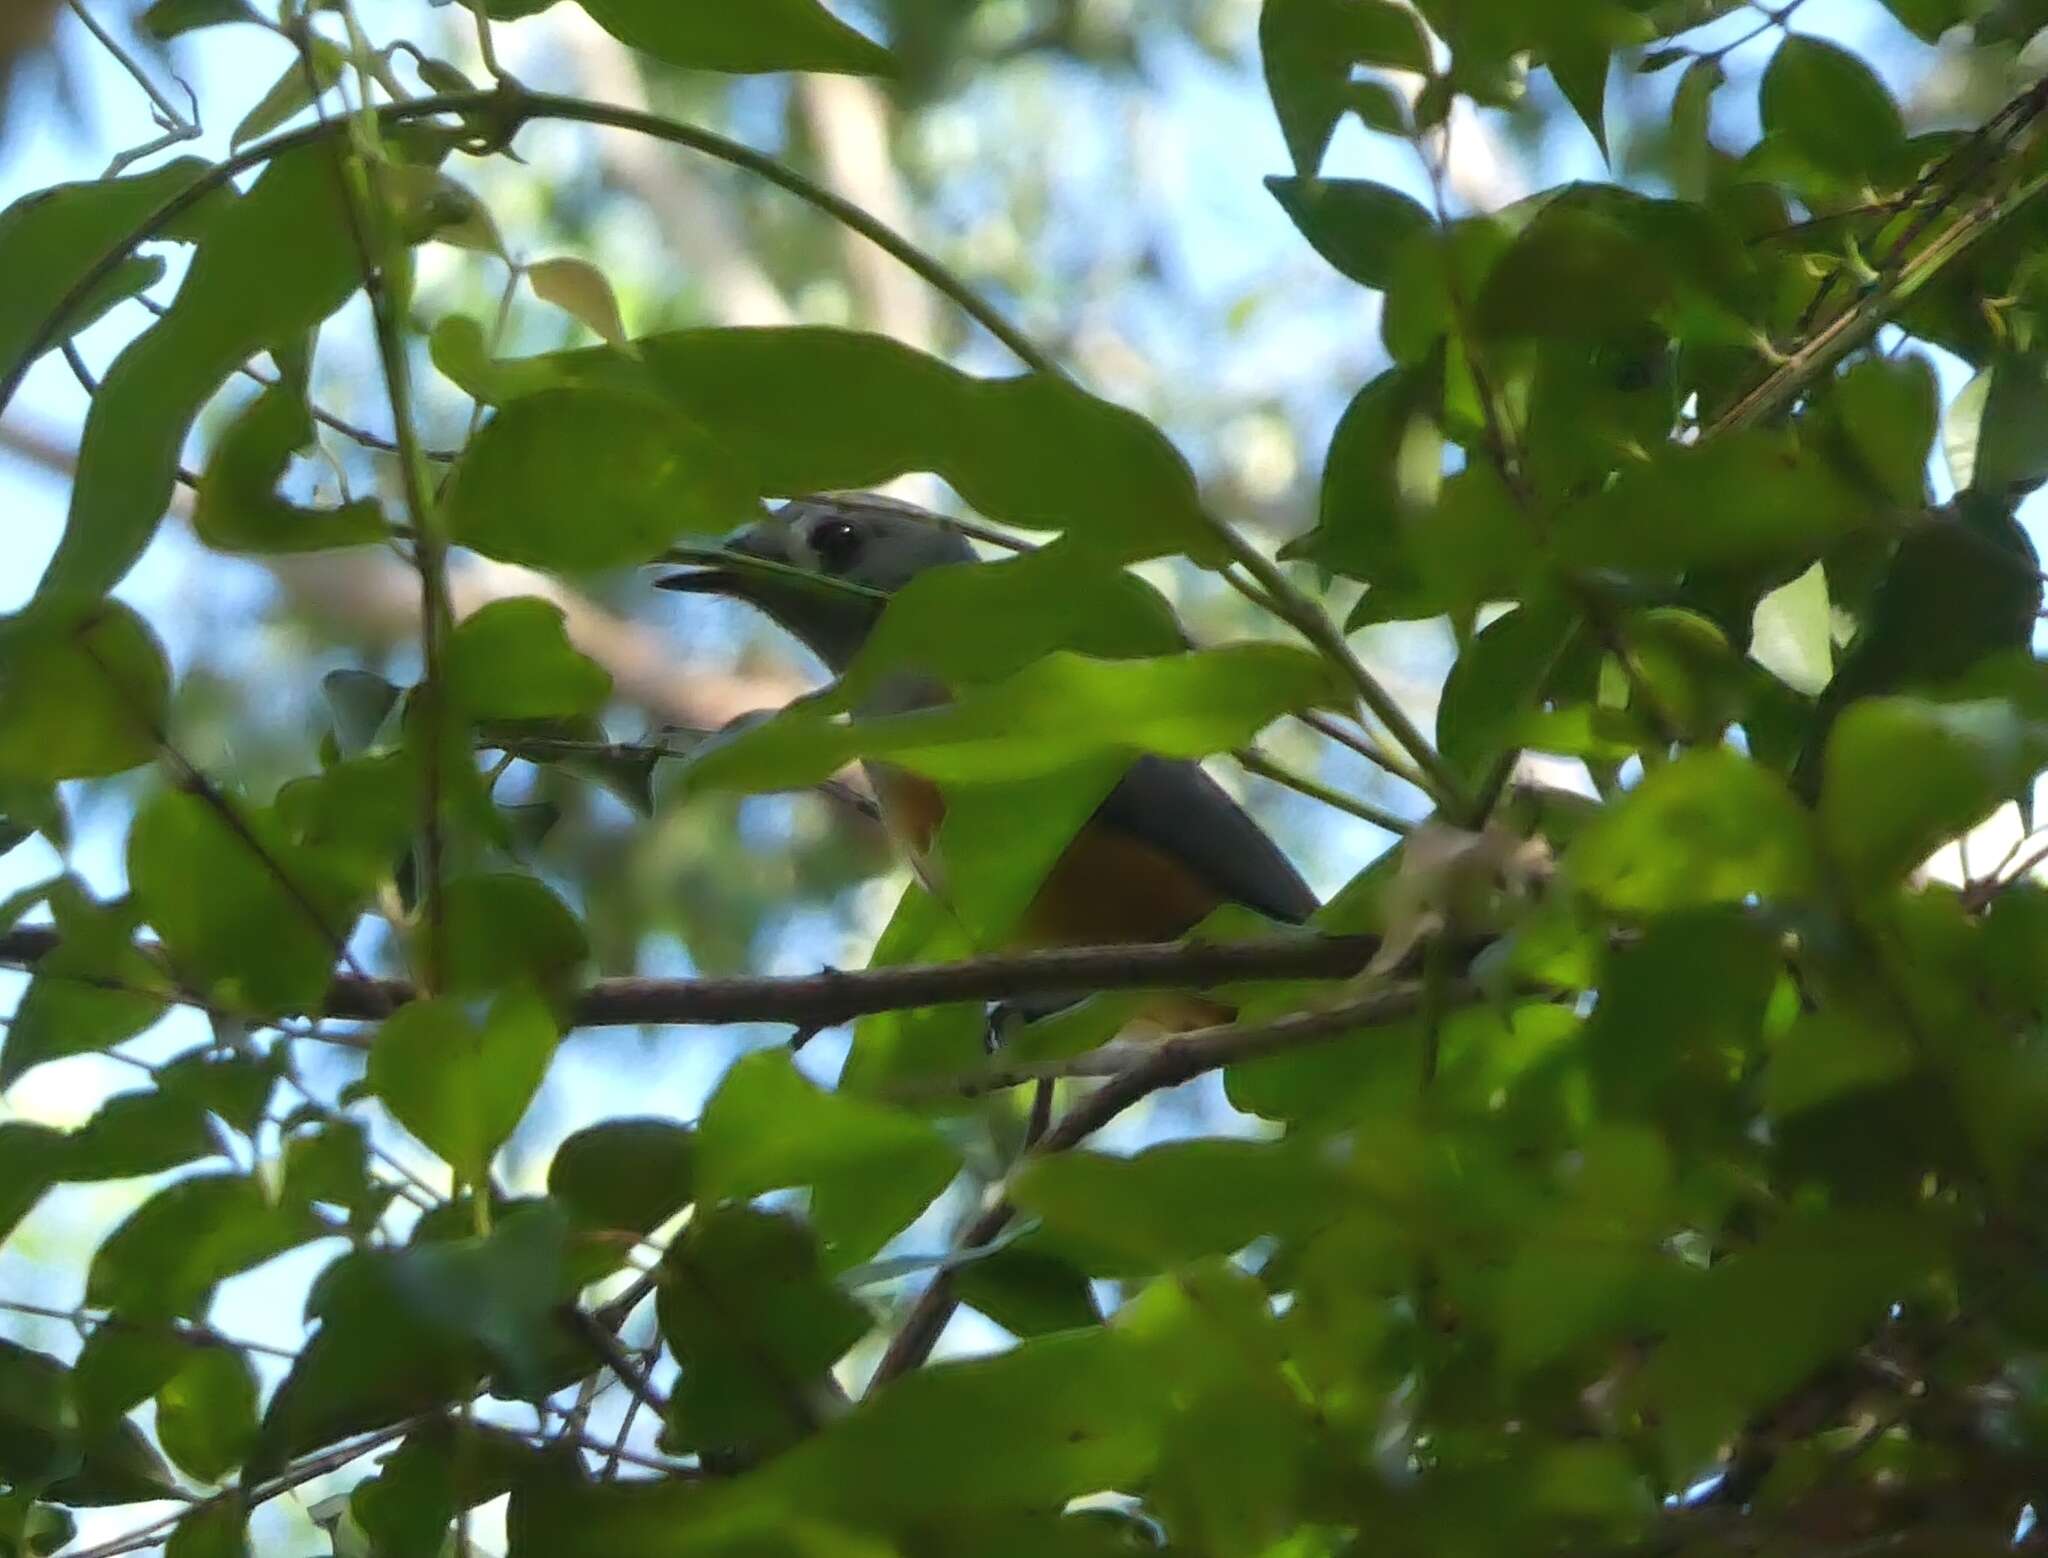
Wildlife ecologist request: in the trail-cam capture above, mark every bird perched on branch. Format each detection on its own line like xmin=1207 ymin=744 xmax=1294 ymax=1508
xmin=659 ymin=493 xmax=1318 ymax=1031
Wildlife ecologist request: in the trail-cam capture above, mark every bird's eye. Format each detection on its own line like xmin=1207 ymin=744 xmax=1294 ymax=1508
xmin=809 ymin=518 xmax=863 ymax=574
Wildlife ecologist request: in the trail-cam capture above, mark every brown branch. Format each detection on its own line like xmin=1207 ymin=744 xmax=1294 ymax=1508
xmin=558 ymin=1303 xmax=670 ymax=1418
xmin=867 ymin=979 xmax=1444 ymax=1384
xmin=0 ymin=925 xmax=1394 ymax=1034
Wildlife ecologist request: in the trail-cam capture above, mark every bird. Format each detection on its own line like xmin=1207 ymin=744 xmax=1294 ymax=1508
xmin=658 ymin=492 xmax=1319 ymax=1032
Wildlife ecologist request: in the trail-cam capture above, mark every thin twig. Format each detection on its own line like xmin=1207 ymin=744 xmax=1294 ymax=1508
xmin=869 ymin=978 xmax=1444 ymax=1383
xmin=65 ymin=0 xmax=202 ymax=175
xmin=1232 ymin=745 xmax=1412 ymax=834
xmin=293 ymin=14 xmax=453 ymax=994
xmin=1211 ymin=526 xmax=1470 ymax=820
xmin=0 ymin=1297 xmax=300 ymax=1361
xmin=559 ymin=1304 xmax=670 ymax=1418
xmin=68 ymin=1416 xmax=428 ymax=1558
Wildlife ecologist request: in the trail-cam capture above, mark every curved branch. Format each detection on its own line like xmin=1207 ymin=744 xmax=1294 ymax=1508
xmin=1 ymin=81 xmax=1053 ymax=419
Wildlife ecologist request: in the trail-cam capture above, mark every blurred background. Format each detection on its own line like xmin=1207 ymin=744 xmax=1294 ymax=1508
xmin=0 ymin=0 xmax=2028 ymax=1547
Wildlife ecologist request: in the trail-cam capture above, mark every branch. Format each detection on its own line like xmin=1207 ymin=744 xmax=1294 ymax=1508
xmin=0 ymin=925 xmax=1397 ymax=1033
xmin=868 ymin=978 xmax=1446 ymax=1383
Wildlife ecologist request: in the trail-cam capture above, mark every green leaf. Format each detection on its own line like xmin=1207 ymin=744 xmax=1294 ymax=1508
xmin=925 ymin=759 xmax=1127 ymax=949
xmin=0 ymin=1339 xmax=177 ymax=1506
xmin=1581 ymin=909 xmax=1778 ymax=1133
xmin=695 ymin=1049 xmax=959 ymax=1267
xmin=0 ymin=603 xmax=170 ymax=783
xmin=1556 ymin=430 xmax=1868 ymax=574
xmin=1637 ymin=1209 xmax=1944 ymax=1474
xmin=839 ymin=882 xmax=985 ymax=1099
xmin=164 ymin=1501 xmax=251 ymax=1558
xmin=255 ymin=1205 xmax=577 ymax=1474
xmin=0 ymin=159 xmax=212 ymax=385
xmin=72 ymin=1328 xmax=186 ymax=1428
xmin=1823 ymin=353 xmax=1938 ymax=508
xmin=547 ymin=1118 xmax=696 ymax=1238
xmin=1264 ymin=177 xmax=1434 ymax=290
xmin=572 ymin=0 xmax=894 ymax=76
xmin=658 ymin=1206 xmax=872 ymax=1460
xmin=1750 ymin=562 xmax=1835 ymax=697
xmin=22 ymin=145 xmax=369 ymax=625
xmin=192 ymin=383 xmax=386 ymax=554
xmin=368 ymin=992 xmax=559 ymax=1185
xmin=437 ymin=873 xmax=589 ymax=998
xmin=1821 ymin=696 xmax=2048 ymax=891
xmin=1259 ymin=0 xmax=1432 ymax=172
xmin=1567 ymin=748 xmax=1823 ymax=912
xmin=741 ymin=1328 xmax=1169 ymax=1525
xmin=1497 ymin=1127 xmax=1674 ymax=1373
xmin=951 ymin=1246 xmax=1102 ymax=1338
xmin=1287 ymin=359 xmax=1443 ymax=590
xmin=348 ymin=1422 xmax=536 ymax=1558
xmin=1947 ymin=351 xmax=2048 ymax=494
xmin=155 ymin=1347 xmax=258 ymax=1484
xmin=1765 ymin=1008 xmax=1915 ymax=1117
xmin=0 ymin=885 xmax=167 ymax=1089
xmin=829 ymin=537 xmax=1185 ymax=709
xmin=435 ymin=321 xmax=1215 ymax=565
xmin=1437 ymin=598 xmax=1578 ymax=786
xmin=1010 ymin=1141 xmax=1347 ymax=1276
xmin=58 ymin=1089 xmax=219 ymax=1181
xmin=682 ymin=645 xmax=1344 ymax=793
xmin=87 ymin=1173 xmax=324 ymax=1318
xmin=445 ymin=387 xmax=767 ymax=571
xmin=230 ymin=38 xmax=344 ymax=149
xmin=128 ymin=787 xmax=375 ymax=1014
xmin=448 ymin=599 xmax=612 ymax=722
xmin=1758 ymin=36 xmax=1905 ymax=187
xmin=0 ymin=1124 xmax=60 ymax=1251
xmin=156 ymin=1045 xmax=282 ymax=1136
xmin=140 ymin=0 xmax=259 ymax=38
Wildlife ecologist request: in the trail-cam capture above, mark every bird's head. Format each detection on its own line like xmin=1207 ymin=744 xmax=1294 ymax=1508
xmin=657 ymin=493 xmax=977 ymax=674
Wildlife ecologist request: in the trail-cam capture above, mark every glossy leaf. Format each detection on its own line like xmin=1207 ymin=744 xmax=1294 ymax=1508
xmin=1265 ymin=177 xmax=1434 ymax=290
xmin=86 ymin=1173 xmax=325 ymax=1318
xmin=0 ymin=159 xmax=211 ymax=384
xmin=448 ymin=599 xmax=612 ymax=722
xmin=0 ymin=604 xmax=170 ymax=783
xmin=128 ymin=787 xmax=376 ymax=1014
xmin=566 ymin=0 xmax=893 ymax=76
xmin=155 ymin=1347 xmax=258 ymax=1484
xmin=436 ymin=320 xmax=1215 ymax=564
xmin=368 ymin=992 xmax=559 ymax=1185
xmin=1259 ymin=0 xmax=1431 ymax=172
xmin=192 ymin=383 xmax=385 ymax=554
xmin=695 ymin=1049 xmax=959 ymax=1267
xmin=1567 ymin=749 xmax=1823 ymax=912
xmin=547 ymin=1118 xmax=696 ymax=1238
xmin=681 ymin=645 xmax=1344 ymax=793
xmin=24 ymin=146 xmax=369 ymax=625
xmin=1760 ymin=35 xmax=1906 ymax=186
xmin=658 ymin=1206 xmax=872 ymax=1459
xmin=1821 ymin=695 xmax=2048 ymax=890
xmin=0 ymin=1340 xmax=177 ymax=1506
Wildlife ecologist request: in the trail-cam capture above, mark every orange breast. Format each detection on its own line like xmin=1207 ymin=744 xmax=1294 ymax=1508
xmin=869 ymin=766 xmax=1234 ymax=1034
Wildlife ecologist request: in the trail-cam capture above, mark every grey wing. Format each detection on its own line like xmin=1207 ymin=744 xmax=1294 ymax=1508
xmin=1092 ymin=754 xmax=1320 ymax=925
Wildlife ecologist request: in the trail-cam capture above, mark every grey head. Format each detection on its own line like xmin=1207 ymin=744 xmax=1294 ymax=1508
xmin=657 ymin=492 xmax=977 ymax=674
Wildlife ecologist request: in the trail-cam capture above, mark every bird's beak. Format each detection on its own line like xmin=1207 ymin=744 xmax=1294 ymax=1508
xmin=653 ymin=566 xmax=737 ymax=596
xmin=655 ymin=536 xmax=760 ymax=599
